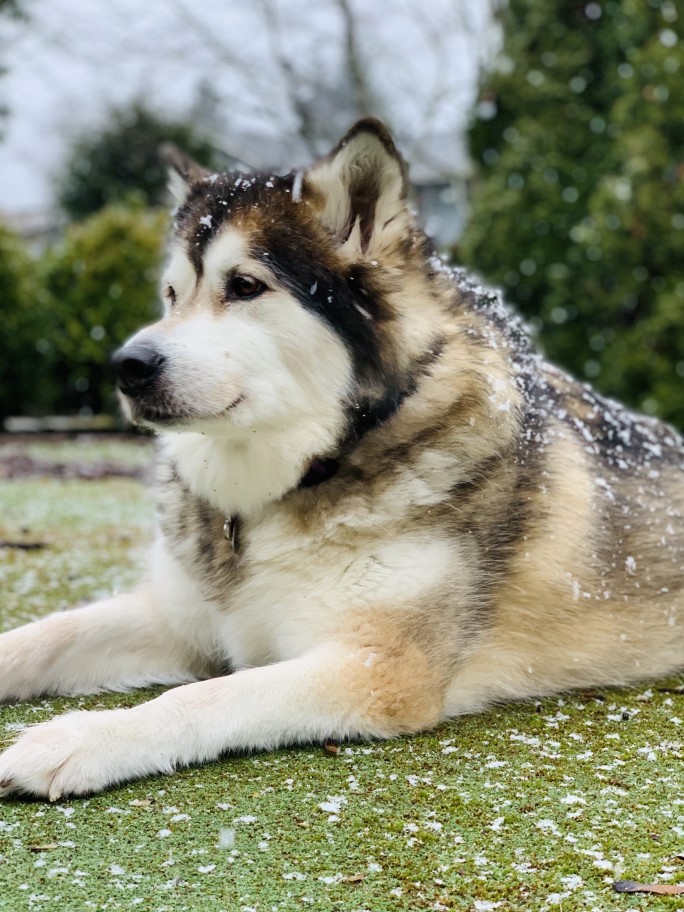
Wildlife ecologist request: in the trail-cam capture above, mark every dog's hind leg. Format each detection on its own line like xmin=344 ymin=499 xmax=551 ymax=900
xmin=0 ymin=639 xmax=447 ymax=799
xmin=0 ymin=590 xmax=210 ymax=702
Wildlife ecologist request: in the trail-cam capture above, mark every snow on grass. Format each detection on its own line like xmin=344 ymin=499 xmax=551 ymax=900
xmin=0 ymin=438 xmax=683 ymax=910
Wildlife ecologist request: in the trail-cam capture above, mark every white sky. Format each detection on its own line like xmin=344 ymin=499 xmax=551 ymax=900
xmin=0 ymin=0 xmax=497 ymax=213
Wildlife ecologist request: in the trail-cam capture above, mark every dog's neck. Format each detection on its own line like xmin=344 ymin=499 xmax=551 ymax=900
xmin=160 ymin=420 xmax=341 ymax=519
xmin=219 ymin=454 xmax=340 ymax=553
xmin=159 ymin=387 xmax=411 ymax=521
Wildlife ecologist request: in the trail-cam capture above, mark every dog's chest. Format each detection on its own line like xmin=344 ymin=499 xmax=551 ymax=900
xmin=209 ymin=506 xmax=455 ymax=671
xmin=158 ymin=464 xmax=459 ymax=671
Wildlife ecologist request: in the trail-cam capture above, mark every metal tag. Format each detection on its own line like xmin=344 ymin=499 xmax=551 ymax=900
xmin=223 ymin=515 xmax=240 ymax=553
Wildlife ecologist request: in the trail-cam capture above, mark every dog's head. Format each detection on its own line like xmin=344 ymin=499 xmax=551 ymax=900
xmin=112 ymin=120 xmax=428 ymax=444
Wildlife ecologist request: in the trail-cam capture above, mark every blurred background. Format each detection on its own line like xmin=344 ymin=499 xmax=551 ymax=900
xmin=0 ymin=0 xmax=682 ymax=431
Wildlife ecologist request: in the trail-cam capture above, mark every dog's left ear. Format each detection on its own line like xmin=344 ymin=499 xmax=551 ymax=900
xmin=160 ymin=143 xmax=211 ymax=204
xmin=304 ymin=119 xmax=410 ymax=257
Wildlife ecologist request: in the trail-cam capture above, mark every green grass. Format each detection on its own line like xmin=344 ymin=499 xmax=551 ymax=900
xmin=0 ymin=439 xmax=683 ymax=911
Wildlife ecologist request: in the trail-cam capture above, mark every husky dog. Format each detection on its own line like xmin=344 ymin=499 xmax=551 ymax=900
xmin=0 ymin=120 xmax=682 ymax=799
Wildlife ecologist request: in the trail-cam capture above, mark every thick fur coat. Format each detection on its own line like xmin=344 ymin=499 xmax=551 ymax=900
xmin=0 ymin=120 xmax=682 ymax=799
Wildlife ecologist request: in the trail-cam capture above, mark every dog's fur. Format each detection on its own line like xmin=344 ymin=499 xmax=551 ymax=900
xmin=1 ymin=120 xmax=683 ymax=799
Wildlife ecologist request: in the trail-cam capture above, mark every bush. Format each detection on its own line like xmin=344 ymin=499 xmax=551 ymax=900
xmin=37 ymin=201 xmax=167 ymax=416
xmin=0 ymin=224 xmax=56 ymax=418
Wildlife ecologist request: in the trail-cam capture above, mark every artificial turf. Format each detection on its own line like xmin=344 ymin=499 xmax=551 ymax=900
xmin=0 ymin=437 xmax=682 ymax=911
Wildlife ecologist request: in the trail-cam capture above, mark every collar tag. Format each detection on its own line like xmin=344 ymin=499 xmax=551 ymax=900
xmin=223 ymin=515 xmax=240 ymax=553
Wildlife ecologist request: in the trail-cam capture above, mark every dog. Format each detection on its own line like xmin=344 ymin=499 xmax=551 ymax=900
xmin=0 ymin=119 xmax=682 ymax=800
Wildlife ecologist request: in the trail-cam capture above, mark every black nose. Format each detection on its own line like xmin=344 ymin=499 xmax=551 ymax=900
xmin=111 ymin=344 xmax=165 ymax=397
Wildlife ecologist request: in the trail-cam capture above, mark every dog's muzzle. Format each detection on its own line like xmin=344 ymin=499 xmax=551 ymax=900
xmin=111 ymin=343 xmax=165 ymax=398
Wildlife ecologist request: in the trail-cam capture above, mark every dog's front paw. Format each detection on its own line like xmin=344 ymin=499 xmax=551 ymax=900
xmin=0 ymin=709 xmax=149 ymax=800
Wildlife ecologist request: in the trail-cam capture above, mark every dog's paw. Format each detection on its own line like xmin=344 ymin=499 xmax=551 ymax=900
xmin=0 ymin=709 xmax=146 ymax=800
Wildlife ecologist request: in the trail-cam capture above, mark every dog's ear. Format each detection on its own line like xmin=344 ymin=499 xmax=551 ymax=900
xmin=303 ymin=119 xmax=410 ymax=257
xmin=160 ymin=143 xmax=211 ymax=204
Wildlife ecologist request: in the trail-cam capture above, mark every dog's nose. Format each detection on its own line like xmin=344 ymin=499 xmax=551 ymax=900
xmin=111 ymin=344 xmax=165 ymax=397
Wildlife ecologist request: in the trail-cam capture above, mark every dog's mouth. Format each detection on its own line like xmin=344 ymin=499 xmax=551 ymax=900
xmin=112 ymin=341 xmax=246 ymax=429
xmin=127 ymin=394 xmax=245 ymax=429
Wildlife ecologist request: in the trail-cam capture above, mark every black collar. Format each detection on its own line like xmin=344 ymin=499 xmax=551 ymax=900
xmin=298 ymin=456 xmax=340 ymax=488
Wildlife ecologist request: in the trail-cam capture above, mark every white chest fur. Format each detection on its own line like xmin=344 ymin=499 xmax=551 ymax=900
xmin=152 ymin=504 xmax=458 ymax=673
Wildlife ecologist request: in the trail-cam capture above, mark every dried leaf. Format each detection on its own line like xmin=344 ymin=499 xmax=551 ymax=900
xmin=342 ymin=873 xmax=366 ymax=883
xmin=0 ymin=540 xmax=47 ymax=551
xmin=579 ymin=690 xmax=605 ymax=701
xmin=323 ymin=740 xmax=340 ymax=755
xmin=29 ymin=844 xmax=59 ymax=852
xmin=129 ymin=798 xmax=152 ymax=807
xmin=613 ymin=880 xmax=684 ymax=895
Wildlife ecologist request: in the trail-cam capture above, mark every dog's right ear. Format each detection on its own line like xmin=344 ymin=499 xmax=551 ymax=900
xmin=160 ymin=143 xmax=211 ymax=204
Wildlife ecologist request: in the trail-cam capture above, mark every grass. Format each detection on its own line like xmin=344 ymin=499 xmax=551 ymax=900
xmin=0 ymin=437 xmax=683 ymax=911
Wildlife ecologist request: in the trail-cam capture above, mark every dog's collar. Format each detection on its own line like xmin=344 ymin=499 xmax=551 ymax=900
xmin=298 ymin=456 xmax=340 ymax=487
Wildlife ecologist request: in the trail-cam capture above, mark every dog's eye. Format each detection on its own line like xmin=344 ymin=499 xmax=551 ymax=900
xmin=226 ymin=274 xmax=267 ymax=301
xmin=164 ymin=284 xmax=177 ymax=306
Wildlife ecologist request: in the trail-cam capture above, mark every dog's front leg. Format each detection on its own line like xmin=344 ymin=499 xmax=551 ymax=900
xmin=0 ymin=591 xmax=210 ymax=702
xmin=0 ymin=640 xmax=445 ymax=799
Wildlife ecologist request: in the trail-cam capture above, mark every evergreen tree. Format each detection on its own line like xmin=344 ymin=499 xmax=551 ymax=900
xmin=460 ymin=0 xmax=684 ymax=428
xmin=57 ymin=103 xmax=219 ymax=220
